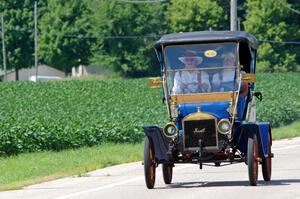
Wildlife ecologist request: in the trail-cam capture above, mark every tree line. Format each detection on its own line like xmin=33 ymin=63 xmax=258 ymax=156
xmin=0 ymin=0 xmax=299 ymax=79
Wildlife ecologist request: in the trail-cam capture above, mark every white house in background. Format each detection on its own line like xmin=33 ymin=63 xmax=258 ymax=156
xmin=0 ymin=65 xmax=65 ymax=82
xmin=28 ymin=75 xmax=63 ymax=82
xmin=72 ymin=65 xmax=106 ymax=77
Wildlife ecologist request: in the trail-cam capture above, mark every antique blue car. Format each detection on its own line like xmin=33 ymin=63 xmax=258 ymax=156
xmin=143 ymin=31 xmax=273 ymax=188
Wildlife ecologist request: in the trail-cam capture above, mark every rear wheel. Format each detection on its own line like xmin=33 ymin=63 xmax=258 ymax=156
xmin=262 ymin=134 xmax=272 ymax=181
xmin=247 ymin=134 xmax=259 ymax=186
xmin=162 ymin=163 xmax=173 ymax=184
xmin=144 ymin=137 xmax=156 ymax=189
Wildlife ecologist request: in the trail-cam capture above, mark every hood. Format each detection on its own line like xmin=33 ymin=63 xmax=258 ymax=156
xmin=178 ymin=101 xmax=230 ymax=120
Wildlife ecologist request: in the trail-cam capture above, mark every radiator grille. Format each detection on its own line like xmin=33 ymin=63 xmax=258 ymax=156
xmin=184 ymin=119 xmax=217 ymax=149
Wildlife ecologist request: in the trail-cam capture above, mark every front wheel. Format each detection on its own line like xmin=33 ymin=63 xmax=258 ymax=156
xmin=247 ymin=134 xmax=259 ymax=186
xmin=144 ymin=136 xmax=156 ymax=189
xmin=214 ymin=162 xmax=221 ymax=167
xmin=262 ymin=134 xmax=272 ymax=181
xmin=162 ymin=163 xmax=173 ymax=184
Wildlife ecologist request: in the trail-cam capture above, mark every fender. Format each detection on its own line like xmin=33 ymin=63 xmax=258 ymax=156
xmin=233 ymin=122 xmax=271 ymax=158
xmin=143 ymin=126 xmax=170 ymax=162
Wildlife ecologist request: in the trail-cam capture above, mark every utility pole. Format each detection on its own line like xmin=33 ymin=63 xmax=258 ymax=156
xmin=230 ymin=0 xmax=237 ymax=31
xmin=34 ymin=1 xmax=38 ymax=82
xmin=1 ymin=14 xmax=7 ymax=82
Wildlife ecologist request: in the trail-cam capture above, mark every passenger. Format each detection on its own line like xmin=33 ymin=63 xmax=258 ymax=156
xmin=211 ymin=52 xmax=248 ymax=95
xmin=172 ymin=50 xmax=211 ymax=94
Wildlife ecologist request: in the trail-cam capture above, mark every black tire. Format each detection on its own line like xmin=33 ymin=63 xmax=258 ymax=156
xmin=144 ymin=136 xmax=156 ymax=189
xmin=247 ymin=134 xmax=258 ymax=186
xmin=262 ymin=134 xmax=272 ymax=181
xmin=162 ymin=163 xmax=173 ymax=184
xmin=214 ymin=162 xmax=221 ymax=167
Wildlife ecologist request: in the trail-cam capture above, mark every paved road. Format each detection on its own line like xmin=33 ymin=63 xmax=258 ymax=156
xmin=1 ymin=137 xmax=300 ymax=199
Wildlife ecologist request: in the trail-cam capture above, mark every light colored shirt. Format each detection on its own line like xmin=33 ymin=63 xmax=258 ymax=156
xmin=212 ymin=69 xmax=245 ymax=92
xmin=212 ymin=70 xmax=235 ymax=84
xmin=172 ymin=70 xmax=211 ymax=94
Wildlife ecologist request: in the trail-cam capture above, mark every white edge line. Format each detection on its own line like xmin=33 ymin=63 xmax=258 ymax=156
xmin=52 ymin=164 xmax=193 ymax=199
xmin=273 ymin=144 xmax=300 ymax=150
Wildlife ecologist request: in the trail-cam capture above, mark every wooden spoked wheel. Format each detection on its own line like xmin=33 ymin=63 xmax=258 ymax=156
xmin=262 ymin=133 xmax=272 ymax=181
xmin=247 ymin=134 xmax=259 ymax=186
xmin=144 ymin=136 xmax=156 ymax=189
xmin=162 ymin=163 xmax=173 ymax=184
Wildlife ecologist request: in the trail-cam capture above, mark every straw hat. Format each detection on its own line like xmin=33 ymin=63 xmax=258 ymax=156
xmin=178 ymin=50 xmax=203 ymax=65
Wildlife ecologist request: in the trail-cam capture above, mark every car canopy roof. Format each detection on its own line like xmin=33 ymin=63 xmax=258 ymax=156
xmin=155 ymin=31 xmax=258 ymax=50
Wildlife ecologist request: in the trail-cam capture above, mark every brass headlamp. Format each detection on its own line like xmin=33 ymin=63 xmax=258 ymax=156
xmin=163 ymin=122 xmax=178 ymax=138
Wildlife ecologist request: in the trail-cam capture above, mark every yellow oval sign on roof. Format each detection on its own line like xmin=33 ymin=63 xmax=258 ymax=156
xmin=204 ymin=50 xmax=217 ymax=58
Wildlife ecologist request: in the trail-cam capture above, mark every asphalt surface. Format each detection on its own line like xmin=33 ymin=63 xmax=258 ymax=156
xmin=1 ymin=137 xmax=300 ymax=199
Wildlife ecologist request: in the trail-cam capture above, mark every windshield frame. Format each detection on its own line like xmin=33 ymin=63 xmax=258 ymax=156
xmin=163 ymin=42 xmax=240 ymax=96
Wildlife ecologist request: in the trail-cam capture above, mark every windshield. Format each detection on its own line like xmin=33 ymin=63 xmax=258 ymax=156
xmin=164 ymin=43 xmax=238 ymax=95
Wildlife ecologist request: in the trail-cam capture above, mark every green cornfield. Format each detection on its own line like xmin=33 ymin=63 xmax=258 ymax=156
xmin=0 ymin=73 xmax=299 ymax=155
xmin=256 ymin=73 xmax=300 ymax=127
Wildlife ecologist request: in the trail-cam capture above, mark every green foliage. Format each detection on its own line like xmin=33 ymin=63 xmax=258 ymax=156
xmin=244 ymin=0 xmax=300 ymax=72
xmin=166 ymin=0 xmax=225 ymax=32
xmin=0 ymin=1 xmax=46 ymax=78
xmin=0 ymin=79 xmax=167 ymax=155
xmin=39 ymin=0 xmax=92 ymax=73
xmin=1 ymin=0 xmax=299 ymax=76
xmin=88 ymin=0 xmax=166 ymax=77
xmin=256 ymin=73 xmax=300 ymax=127
xmin=0 ymin=73 xmax=299 ymax=155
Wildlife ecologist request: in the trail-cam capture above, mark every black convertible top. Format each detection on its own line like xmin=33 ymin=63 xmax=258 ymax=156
xmin=155 ymin=31 xmax=258 ymax=49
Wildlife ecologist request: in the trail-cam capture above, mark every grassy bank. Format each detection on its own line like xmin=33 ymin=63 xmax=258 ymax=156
xmin=0 ymin=142 xmax=143 ymax=191
xmin=272 ymin=120 xmax=300 ymax=140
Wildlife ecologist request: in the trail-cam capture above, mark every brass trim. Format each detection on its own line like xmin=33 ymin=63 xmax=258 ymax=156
xmin=183 ymin=111 xmax=216 ymax=121
xmin=163 ymin=122 xmax=179 ymax=138
xmin=242 ymin=73 xmax=256 ymax=83
xmin=161 ymin=44 xmax=172 ymax=120
xmin=171 ymin=92 xmax=238 ymax=105
xmin=148 ymin=77 xmax=162 ymax=88
xmin=217 ymin=119 xmax=232 ymax=135
xmin=182 ymin=111 xmax=218 ymax=151
xmin=204 ymin=50 xmax=217 ymax=58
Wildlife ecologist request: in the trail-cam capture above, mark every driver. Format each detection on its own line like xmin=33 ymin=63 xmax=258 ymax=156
xmin=172 ymin=50 xmax=211 ymax=94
